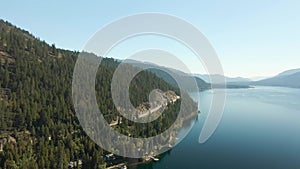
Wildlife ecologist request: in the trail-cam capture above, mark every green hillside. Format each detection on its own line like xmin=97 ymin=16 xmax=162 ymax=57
xmin=0 ymin=19 xmax=197 ymax=169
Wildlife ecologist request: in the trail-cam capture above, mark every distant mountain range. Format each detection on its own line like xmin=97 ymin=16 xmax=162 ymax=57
xmin=124 ymin=60 xmax=252 ymax=90
xmin=194 ymin=74 xmax=251 ymax=83
xmin=119 ymin=61 xmax=300 ymax=89
xmin=277 ymin=68 xmax=300 ymax=77
xmin=194 ymin=68 xmax=300 ymax=89
xmin=123 ymin=60 xmax=211 ymax=91
xmin=124 ymin=64 xmax=300 ymax=89
xmin=253 ymin=69 xmax=300 ymax=88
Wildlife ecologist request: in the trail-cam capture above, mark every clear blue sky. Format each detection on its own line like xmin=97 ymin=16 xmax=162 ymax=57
xmin=1 ymin=0 xmax=300 ymax=78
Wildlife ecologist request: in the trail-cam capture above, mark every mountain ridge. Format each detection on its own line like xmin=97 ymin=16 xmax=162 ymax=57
xmin=253 ymin=70 xmax=300 ymax=88
xmin=194 ymin=74 xmax=252 ymax=83
xmin=277 ymin=68 xmax=300 ymax=77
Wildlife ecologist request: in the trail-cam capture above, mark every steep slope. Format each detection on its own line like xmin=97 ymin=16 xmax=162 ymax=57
xmin=0 ymin=19 xmax=198 ymax=168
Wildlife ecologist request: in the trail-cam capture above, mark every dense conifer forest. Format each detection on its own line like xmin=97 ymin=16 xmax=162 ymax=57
xmin=0 ymin=20 xmax=197 ymax=169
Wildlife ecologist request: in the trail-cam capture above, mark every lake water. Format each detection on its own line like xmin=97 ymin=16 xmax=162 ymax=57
xmin=137 ymin=86 xmax=300 ymax=169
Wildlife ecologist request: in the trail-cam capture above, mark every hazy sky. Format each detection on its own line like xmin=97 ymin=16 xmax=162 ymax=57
xmin=1 ymin=0 xmax=300 ymax=78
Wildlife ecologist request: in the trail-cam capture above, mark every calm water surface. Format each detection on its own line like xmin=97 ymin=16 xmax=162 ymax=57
xmin=137 ymin=87 xmax=300 ymax=169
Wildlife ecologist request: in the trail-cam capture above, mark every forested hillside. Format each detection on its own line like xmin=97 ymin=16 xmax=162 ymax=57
xmin=0 ymin=20 xmax=197 ymax=169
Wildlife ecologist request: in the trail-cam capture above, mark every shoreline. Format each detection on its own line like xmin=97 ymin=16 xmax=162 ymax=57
xmin=105 ymin=109 xmax=200 ymax=169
